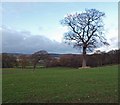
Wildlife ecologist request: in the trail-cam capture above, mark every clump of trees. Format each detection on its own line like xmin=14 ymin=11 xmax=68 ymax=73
xmin=2 ymin=53 xmax=18 ymax=68
xmin=59 ymin=54 xmax=82 ymax=68
xmin=46 ymin=57 xmax=60 ymax=67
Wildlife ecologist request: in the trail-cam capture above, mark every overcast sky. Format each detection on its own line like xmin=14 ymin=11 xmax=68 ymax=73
xmin=1 ymin=2 xmax=118 ymax=54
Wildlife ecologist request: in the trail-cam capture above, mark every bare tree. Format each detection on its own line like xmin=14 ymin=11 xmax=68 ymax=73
xmin=18 ymin=55 xmax=29 ymax=69
xmin=61 ymin=9 xmax=109 ymax=67
xmin=31 ymin=50 xmax=49 ymax=71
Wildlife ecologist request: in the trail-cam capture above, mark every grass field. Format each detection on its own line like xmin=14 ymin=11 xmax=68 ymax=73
xmin=2 ymin=65 xmax=118 ymax=103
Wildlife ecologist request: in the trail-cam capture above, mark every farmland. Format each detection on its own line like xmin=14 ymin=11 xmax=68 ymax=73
xmin=2 ymin=65 xmax=118 ymax=103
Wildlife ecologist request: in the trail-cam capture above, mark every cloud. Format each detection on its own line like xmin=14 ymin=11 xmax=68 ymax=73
xmin=1 ymin=25 xmax=118 ymax=54
xmin=1 ymin=26 xmax=79 ymax=54
xmin=95 ymin=35 xmax=118 ymax=53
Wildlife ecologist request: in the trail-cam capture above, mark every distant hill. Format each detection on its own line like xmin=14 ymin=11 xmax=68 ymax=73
xmin=2 ymin=53 xmax=26 ymax=55
xmin=48 ymin=53 xmax=62 ymax=57
xmin=1 ymin=52 xmax=81 ymax=58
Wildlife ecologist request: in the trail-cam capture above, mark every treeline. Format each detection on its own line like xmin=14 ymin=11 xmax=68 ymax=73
xmin=87 ymin=50 xmax=119 ymax=67
xmin=52 ymin=49 xmax=119 ymax=68
xmin=1 ymin=49 xmax=120 ymax=68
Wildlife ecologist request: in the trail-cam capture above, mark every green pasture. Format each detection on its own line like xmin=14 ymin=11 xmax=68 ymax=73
xmin=2 ymin=65 xmax=118 ymax=103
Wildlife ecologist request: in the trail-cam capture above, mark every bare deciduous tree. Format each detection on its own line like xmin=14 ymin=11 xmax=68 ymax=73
xmin=61 ymin=9 xmax=109 ymax=67
xmin=18 ymin=55 xmax=29 ymax=69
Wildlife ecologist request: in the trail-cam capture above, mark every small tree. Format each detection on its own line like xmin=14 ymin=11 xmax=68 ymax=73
xmin=18 ymin=55 xmax=29 ymax=69
xmin=61 ymin=9 xmax=109 ymax=67
xmin=31 ymin=50 xmax=49 ymax=71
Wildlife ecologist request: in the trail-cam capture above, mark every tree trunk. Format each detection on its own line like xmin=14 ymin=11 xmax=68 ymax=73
xmin=33 ymin=63 xmax=36 ymax=72
xmin=82 ymin=46 xmax=87 ymax=67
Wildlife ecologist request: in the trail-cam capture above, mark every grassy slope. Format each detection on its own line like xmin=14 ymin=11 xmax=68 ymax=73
xmin=2 ymin=65 xmax=118 ymax=103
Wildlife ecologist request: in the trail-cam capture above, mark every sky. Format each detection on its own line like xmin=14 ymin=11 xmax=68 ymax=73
xmin=1 ymin=2 xmax=118 ymax=54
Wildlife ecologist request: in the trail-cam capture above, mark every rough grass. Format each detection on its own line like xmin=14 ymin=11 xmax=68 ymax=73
xmin=2 ymin=65 xmax=118 ymax=103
